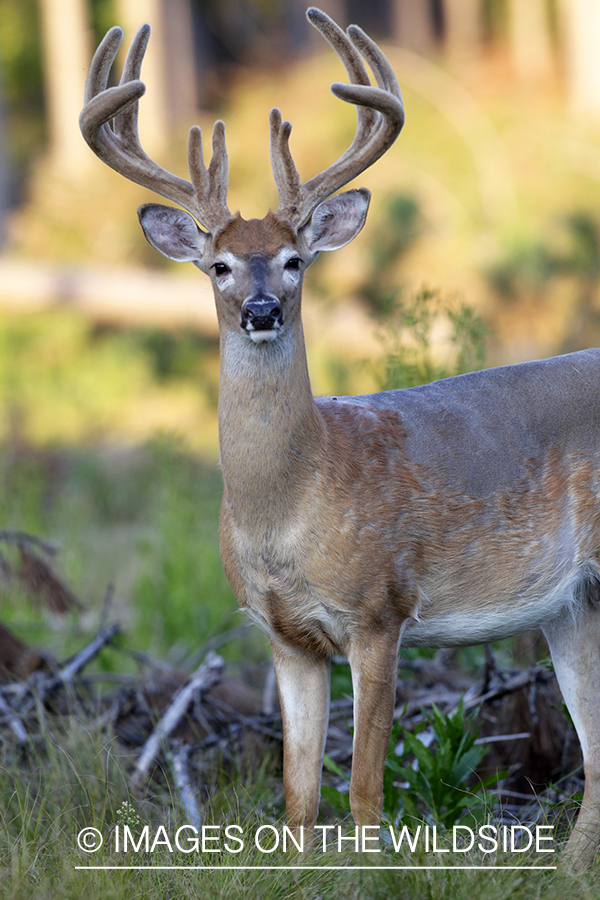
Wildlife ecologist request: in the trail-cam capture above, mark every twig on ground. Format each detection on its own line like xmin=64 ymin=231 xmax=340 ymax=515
xmin=57 ymin=623 xmax=120 ymax=683
xmin=475 ymin=731 xmax=531 ymax=745
xmin=0 ymin=691 xmax=28 ymax=743
xmin=132 ymin=652 xmax=224 ymax=789
xmin=9 ymin=622 xmax=121 ymax=717
xmin=169 ymin=740 xmax=202 ymax=831
xmin=99 ymin=584 xmax=115 ymax=631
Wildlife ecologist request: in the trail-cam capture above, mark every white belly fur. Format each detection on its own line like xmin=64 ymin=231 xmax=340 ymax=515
xmin=402 ymin=574 xmax=580 ymax=648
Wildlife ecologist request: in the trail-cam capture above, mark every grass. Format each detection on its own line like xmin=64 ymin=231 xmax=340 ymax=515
xmin=0 ymin=292 xmax=595 ymax=896
xmin=0 ymin=435 xmax=266 ymax=670
xmin=0 ymin=439 xmax=599 ymax=897
xmin=0 ymin=309 xmax=222 ymax=452
xmin=0 ymin=727 xmax=595 ymax=900
xmin=0 ymin=717 xmax=590 ymax=900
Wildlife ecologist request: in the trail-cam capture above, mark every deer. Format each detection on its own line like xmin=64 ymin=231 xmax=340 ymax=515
xmin=80 ymin=7 xmax=600 ymax=869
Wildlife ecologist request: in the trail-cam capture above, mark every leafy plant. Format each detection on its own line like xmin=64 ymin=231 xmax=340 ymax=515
xmin=322 ymin=698 xmax=499 ymax=830
xmin=384 ymin=699 xmax=497 ymax=829
xmin=486 ymin=212 xmax=600 ymax=353
xmin=132 ymin=438 xmax=240 ymax=660
xmin=377 ymin=288 xmax=487 ymax=391
xmin=358 ymin=193 xmax=424 ymax=318
xmin=321 ymin=754 xmax=351 ymax=815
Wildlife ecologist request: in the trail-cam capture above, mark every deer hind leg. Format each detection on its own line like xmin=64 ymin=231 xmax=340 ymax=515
xmin=346 ymin=626 xmax=401 ymax=826
xmin=270 ymin=641 xmax=330 ymax=840
xmin=543 ymin=603 xmax=600 ymax=870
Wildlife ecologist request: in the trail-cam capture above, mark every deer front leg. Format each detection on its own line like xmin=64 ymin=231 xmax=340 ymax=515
xmin=346 ymin=627 xmax=401 ymax=826
xmin=544 ymin=606 xmax=600 ymax=870
xmin=271 ymin=641 xmax=331 ymax=838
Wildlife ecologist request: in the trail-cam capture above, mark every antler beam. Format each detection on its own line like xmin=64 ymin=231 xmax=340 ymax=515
xmin=80 ymin=8 xmax=404 ymax=232
xmin=271 ymin=7 xmax=405 ymax=226
xmin=79 ymin=24 xmax=231 ymax=232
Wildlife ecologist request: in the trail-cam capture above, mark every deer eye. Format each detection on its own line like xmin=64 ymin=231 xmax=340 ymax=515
xmin=285 ymin=257 xmax=302 ymax=271
xmin=212 ymin=262 xmax=231 ymax=276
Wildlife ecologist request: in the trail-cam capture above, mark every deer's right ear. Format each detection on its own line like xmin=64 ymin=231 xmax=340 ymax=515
xmin=138 ymin=203 xmax=209 ymax=264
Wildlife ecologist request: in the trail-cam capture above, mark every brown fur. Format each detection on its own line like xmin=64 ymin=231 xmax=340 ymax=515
xmin=214 ymin=212 xmax=297 ymax=256
xmin=81 ymin=11 xmax=600 ymax=868
xmin=217 ymin=298 xmax=600 ymax=866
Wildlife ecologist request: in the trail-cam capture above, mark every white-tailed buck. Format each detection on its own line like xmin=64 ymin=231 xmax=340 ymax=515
xmin=81 ymin=7 xmax=600 ymax=869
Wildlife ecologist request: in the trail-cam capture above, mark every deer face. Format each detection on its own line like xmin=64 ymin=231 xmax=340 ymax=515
xmin=80 ymin=9 xmax=403 ymax=345
xmin=138 ymin=189 xmax=370 ymax=343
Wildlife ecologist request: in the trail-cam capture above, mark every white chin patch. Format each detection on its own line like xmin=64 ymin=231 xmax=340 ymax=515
xmin=249 ymin=330 xmax=279 ymax=344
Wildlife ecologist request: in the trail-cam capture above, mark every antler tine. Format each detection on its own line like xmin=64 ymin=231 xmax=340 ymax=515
xmin=306 ymin=8 xmax=378 ymax=134
xmin=83 ymin=25 xmax=124 ymax=105
xmin=188 ymin=124 xmax=209 ymax=198
xmin=347 ymin=24 xmax=402 ymax=98
xmin=273 ymin=7 xmax=404 ymax=227
xmin=80 ymin=25 xmax=231 ymax=232
xmin=111 ymin=23 xmax=150 ymax=149
xmin=207 ymin=121 xmax=230 ymax=211
xmin=80 ymin=28 xmax=147 ymax=144
xmin=186 ymin=121 xmax=231 ymax=226
xmin=269 ymin=109 xmax=302 ymax=215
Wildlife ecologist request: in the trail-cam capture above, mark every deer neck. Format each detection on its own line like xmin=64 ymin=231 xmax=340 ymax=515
xmin=218 ymin=321 xmax=324 ymax=529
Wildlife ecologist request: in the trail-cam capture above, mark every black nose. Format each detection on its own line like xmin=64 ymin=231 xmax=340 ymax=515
xmin=241 ymin=297 xmax=283 ymax=331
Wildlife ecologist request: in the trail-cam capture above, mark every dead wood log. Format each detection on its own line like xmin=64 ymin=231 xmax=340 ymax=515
xmin=169 ymin=740 xmax=202 ymax=831
xmin=132 ymin=652 xmax=224 ymax=789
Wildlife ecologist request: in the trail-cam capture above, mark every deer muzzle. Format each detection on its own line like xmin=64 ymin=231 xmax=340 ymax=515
xmin=241 ymin=297 xmax=284 ymax=335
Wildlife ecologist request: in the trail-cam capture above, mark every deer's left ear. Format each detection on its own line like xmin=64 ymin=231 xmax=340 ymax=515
xmin=303 ymin=188 xmax=371 ymax=253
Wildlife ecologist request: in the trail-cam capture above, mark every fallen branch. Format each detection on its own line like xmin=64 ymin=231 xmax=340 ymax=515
xmin=169 ymin=740 xmax=202 ymax=831
xmin=0 ymin=530 xmax=58 ymax=556
xmin=475 ymin=731 xmax=531 ymax=745
xmin=12 ymin=622 xmax=121 ymax=717
xmin=57 ymin=622 xmax=120 ymax=683
xmin=132 ymin=652 xmax=224 ymax=789
xmin=466 ymin=665 xmax=554 ymax=709
xmin=0 ymin=691 xmax=27 ymax=743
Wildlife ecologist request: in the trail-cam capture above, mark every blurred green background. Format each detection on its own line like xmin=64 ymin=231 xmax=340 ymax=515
xmin=2 ymin=0 xmax=600 ymax=666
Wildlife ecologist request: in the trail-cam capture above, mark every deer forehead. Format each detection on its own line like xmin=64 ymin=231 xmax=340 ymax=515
xmin=213 ymin=212 xmax=299 ymax=257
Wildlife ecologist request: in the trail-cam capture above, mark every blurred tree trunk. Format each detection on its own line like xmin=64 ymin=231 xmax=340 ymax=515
xmin=117 ymin=0 xmax=198 ymax=140
xmin=562 ymin=0 xmax=600 ymax=113
xmin=392 ymin=0 xmax=436 ymax=54
xmin=348 ymin=0 xmax=391 ymax=37
xmin=443 ymin=0 xmax=482 ymax=60
xmin=507 ymin=0 xmax=554 ymax=84
xmin=284 ymin=0 xmax=313 ymax=49
xmin=38 ymin=0 xmax=92 ymax=176
xmin=162 ymin=0 xmax=198 ymax=121
xmin=115 ymin=0 xmax=169 ymax=154
xmin=0 ymin=75 xmax=9 ymax=246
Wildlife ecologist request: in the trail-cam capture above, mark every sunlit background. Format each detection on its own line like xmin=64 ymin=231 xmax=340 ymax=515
xmin=2 ymin=0 xmax=600 ymax=661
xmin=0 ymin=0 xmax=599 ymax=452
xmin=1 ymin=12 xmax=599 ymax=885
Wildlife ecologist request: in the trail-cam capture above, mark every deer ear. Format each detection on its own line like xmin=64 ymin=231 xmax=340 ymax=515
xmin=138 ymin=203 xmax=209 ymax=263
xmin=304 ymin=188 xmax=371 ymax=252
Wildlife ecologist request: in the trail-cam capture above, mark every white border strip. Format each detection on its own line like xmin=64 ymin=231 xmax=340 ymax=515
xmin=75 ymin=864 xmax=557 ymax=871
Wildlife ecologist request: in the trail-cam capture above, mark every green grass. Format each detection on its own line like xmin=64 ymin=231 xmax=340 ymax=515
xmin=0 ymin=716 xmax=585 ymax=899
xmin=2 ymin=438 xmax=595 ymax=897
xmin=0 ymin=720 xmax=596 ymax=900
xmin=0 ymin=310 xmax=222 ymax=452
xmin=0 ymin=435 xmax=266 ymax=669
